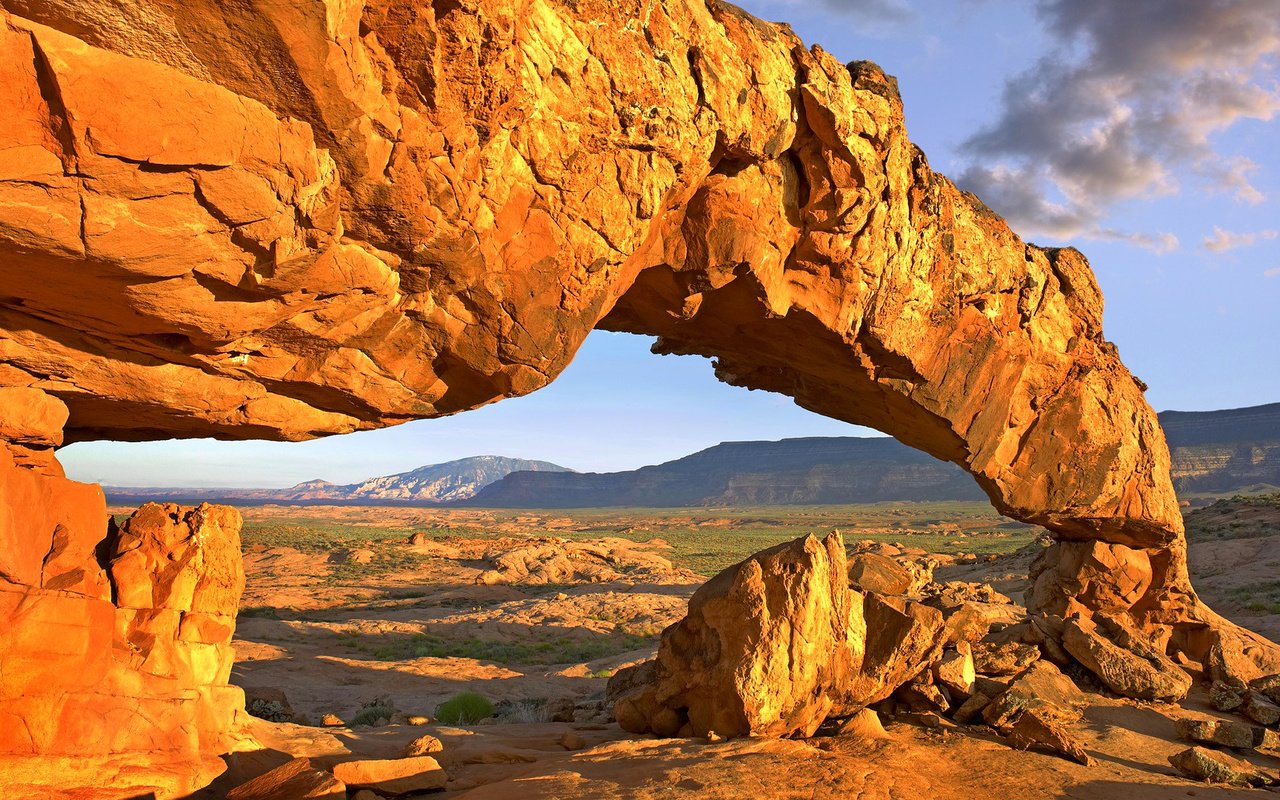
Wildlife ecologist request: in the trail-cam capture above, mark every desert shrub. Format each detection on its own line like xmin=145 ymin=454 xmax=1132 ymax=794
xmin=435 ymin=692 xmax=495 ymax=724
xmin=350 ymin=697 xmax=395 ymax=726
xmin=245 ymin=698 xmax=291 ymax=722
xmin=495 ymin=698 xmax=549 ymax=723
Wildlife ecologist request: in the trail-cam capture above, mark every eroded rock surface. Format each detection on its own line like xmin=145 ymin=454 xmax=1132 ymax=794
xmin=0 ymin=455 xmax=249 ymax=798
xmin=611 ymin=532 xmax=942 ymax=738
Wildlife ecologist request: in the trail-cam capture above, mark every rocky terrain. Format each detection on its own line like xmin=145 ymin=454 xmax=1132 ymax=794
xmin=0 ymin=0 xmax=1277 ymax=796
xmin=186 ymin=511 xmax=1279 ymax=798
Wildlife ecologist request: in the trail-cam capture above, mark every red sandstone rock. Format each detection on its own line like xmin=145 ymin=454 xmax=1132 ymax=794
xmin=612 ymin=532 xmax=943 ymax=739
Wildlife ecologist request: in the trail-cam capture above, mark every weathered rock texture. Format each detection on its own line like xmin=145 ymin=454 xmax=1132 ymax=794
xmin=0 ymin=414 xmax=249 ymax=797
xmin=0 ymin=0 xmax=1276 ymax=790
xmin=611 ymin=532 xmax=943 ymax=738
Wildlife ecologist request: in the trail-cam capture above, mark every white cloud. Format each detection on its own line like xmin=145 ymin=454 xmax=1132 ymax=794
xmin=1202 ymin=227 xmax=1280 ymax=252
xmin=955 ymin=0 xmax=1280 ymax=247
xmin=1265 ymin=267 xmax=1280 ymax=278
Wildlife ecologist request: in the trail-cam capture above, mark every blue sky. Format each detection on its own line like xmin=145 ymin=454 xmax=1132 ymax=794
xmin=61 ymin=0 xmax=1280 ymax=487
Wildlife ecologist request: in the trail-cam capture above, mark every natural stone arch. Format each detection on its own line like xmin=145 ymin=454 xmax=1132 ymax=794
xmin=0 ymin=0 xmax=1276 ymax=793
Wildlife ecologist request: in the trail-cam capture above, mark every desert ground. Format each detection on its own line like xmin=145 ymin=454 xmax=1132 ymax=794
xmin=100 ymin=498 xmax=1278 ymax=798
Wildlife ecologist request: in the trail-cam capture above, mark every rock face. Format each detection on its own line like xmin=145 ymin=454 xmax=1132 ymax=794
xmin=0 ymin=450 xmax=248 ymax=797
xmin=611 ymin=532 xmax=942 ymax=739
xmin=0 ymin=0 xmax=1275 ymax=792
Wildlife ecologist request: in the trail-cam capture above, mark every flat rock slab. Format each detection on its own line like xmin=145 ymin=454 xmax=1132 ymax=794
xmin=333 ymin=755 xmax=448 ymax=795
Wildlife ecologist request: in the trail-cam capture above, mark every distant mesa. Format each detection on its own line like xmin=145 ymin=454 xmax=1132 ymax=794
xmin=102 ymin=403 xmax=1280 ymax=508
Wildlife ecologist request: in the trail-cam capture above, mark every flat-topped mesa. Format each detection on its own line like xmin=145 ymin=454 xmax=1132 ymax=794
xmin=0 ymin=0 xmax=1277 ymax=791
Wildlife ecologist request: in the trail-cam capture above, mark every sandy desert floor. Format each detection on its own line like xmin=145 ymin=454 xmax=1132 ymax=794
xmin=151 ymin=499 xmax=1280 ymax=798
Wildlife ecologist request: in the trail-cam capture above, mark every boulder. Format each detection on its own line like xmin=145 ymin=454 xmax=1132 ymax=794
xmin=972 ymin=642 xmax=1041 ymax=676
xmin=983 ymin=661 xmax=1086 ymax=729
xmin=1061 ymin=615 xmax=1192 ymax=702
xmin=1209 ymin=679 xmax=1246 ymax=712
xmin=847 ymin=552 xmax=914 ymax=595
xmin=559 ymin=731 xmax=587 ymax=751
xmin=1175 ymin=717 xmax=1270 ymax=751
xmin=1243 ymin=692 xmax=1280 ymax=726
xmin=613 ymin=533 xmax=861 ymax=738
xmin=613 ymin=532 xmax=942 ymax=739
xmin=332 ymin=756 xmax=448 ymax=795
xmin=1250 ymin=673 xmax=1280 ymax=705
xmin=1168 ymin=747 xmax=1278 ymax=787
xmin=848 ymin=593 xmax=946 ymax=707
xmin=226 ymin=758 xmax=346 ymax=800
xmin=1003 ymin=709 xmax=1093 ymax=766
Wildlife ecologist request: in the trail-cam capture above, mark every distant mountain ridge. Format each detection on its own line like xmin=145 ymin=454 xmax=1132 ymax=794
xmin=468 ymin=402 xmax=1280 ymax=507
xmin=105 ymin=455 xmax=571 ymax=506
xmin=103 ymin=403 xmax=1280 ymax=507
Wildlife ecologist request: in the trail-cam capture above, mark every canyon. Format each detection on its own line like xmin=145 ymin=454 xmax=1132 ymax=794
xmin=0 ymin=0 xmax=1277 ymax=796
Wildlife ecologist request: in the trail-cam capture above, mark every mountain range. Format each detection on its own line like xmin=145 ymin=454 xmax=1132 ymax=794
xmin=104 ymin=455 xmax=570 ymax=506
xmin=104 ymin=402 xmax=1280 ymax=507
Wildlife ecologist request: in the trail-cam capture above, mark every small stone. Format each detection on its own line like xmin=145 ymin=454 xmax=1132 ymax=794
xmin=406 ymin=715 xmax=431 ymax=726
xmin=1175 ymin=717 xmax=1267 ymax=750
xmin=1168 ymin=746 xmax=1278 ymax=787
xmin=560 ymin=731 xmax=587 ymax=750
xmin=832 ymin=708 xmax=887 ymax=740
xmin=402 ymin=733 xmax=444 ymax=757
xmin=321 ymin=713 xmax=344 ymax=727
xmin=1243 ymin=691 xmax=1280 ymax=726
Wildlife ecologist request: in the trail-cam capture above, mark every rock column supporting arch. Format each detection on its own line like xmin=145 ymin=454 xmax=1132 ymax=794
xmin=0 ymin=0 xmax=1277 ymax=792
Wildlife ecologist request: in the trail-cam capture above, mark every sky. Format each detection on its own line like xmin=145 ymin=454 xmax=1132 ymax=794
xmin=61 ymin=0 xmax=1280 ymax=488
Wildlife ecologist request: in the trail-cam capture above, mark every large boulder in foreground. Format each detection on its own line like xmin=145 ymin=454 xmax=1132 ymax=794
xmin=612 ymin=532 xmax=942 ymax=739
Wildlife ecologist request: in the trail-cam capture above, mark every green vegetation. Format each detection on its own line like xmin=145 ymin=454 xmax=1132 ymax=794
xmin=1185 ymin=492 xmax=1280 ymax=542
xmin=349 ymin=697 xmax=395 ymax=726
xmin=435 ymin=692 xmax=495 ymax=724
xmin=1229 ymin=580 xmax=1280 ymax=615
xmin=341 ymin=631 xmax=654 ymax=665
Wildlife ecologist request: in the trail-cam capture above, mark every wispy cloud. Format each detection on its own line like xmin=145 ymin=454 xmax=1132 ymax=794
xmin=1265 ymin=267 xmax=1280 ymax=278
xmin=1202 ymin=226 xmax=1280 ymax=252
xmin=816 ymin=0 xmax=915 ymax=22
xmin=956 ymin=0 xmax=1280 ymax=248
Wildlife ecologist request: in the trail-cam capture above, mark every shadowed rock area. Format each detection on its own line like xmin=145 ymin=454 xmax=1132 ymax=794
xmin=1 ymin=0 xmax=1278 ymax=796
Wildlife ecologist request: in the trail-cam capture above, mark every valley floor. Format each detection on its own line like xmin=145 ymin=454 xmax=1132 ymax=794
xmin=162 ymin=500 xmax=1280 ymax=798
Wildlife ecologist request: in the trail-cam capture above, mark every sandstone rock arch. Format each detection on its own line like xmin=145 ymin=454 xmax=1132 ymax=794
xmin=0 ymin=0 xmax=1275 ymax=793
